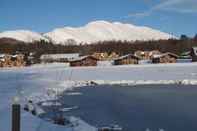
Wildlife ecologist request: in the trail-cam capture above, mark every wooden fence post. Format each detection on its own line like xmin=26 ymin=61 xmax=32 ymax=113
xmin=12 ymin=96 xmax=20 ymax=131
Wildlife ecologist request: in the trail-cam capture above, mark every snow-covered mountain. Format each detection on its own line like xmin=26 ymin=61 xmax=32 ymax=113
xmin=0 ymin=21 xmax=175 ymax=44
xmin=44 ymin=21 xmax=175 ymax=44
xmin=0 ymin=30 xmax=48 ymax=43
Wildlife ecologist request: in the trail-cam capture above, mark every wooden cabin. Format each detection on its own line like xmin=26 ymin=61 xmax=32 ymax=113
xmin=180 ymin=51 xmax=191 ymax=59
xmin=69 ymin=55 xmax=98 ymax=67
xmin=134 ymin=50 xmax=161 ymax=60
xmin=108 ymin=52 xmax=119 ymax=60
xmin=92 ymin=52 xmax=108 ymax=61
xmin=191 ymin=47 xmax=197 ymax=62
xmin=152 ymin=52 xmax=178 ymax=64
xmin=114 ymin=54 xmax=140 ymax=65
xmin=0 ymin=54 xmax=25 ymax=67
xmin=12 ymin=54 xmax=26 ymax=67
xmin=0 ymin=54 xmax=11 ymax=67
xmin=92 ymin=52 xmax=119 ymax=61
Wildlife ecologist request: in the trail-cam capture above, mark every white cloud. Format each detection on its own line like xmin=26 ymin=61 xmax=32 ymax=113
xmin=128 ymin=0 xmax=197 ymax=18
xmin=154 ymin=0 xmax=197 ymax=13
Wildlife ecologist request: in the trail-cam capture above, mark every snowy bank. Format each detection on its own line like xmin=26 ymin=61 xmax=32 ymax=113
xmin=0 ymin=64 xmax=97 ymax=131
xmin=1 ymin=62 xmax=197 ymax=131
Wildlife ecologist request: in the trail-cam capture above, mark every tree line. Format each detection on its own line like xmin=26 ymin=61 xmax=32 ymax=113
xmin=0 ymin=35 xmax=197 ymax=59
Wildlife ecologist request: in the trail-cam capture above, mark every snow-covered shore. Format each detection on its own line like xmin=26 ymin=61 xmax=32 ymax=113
xmin=1 ymin=62 xmax=197 ymax=131
xmin=2 ymin=62 xmax=197 ymax=102
xmin=0 ymin=63 xmax=97 ymax=131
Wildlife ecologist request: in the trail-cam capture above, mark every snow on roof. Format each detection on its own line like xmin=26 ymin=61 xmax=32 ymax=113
xmin=12 ymin=54 xmax=23 ymax=58
xmin=0 ymin=54 xmax=23 ymax=59
xmin=40 ymin=53 xmax=79 ymax=60
xmin=69 ymin=55 xmax=98 ymax=62
xmin=153 ymin=54 xmax=162 ymax=58
xmin=192 ymin=47 xmax=197 ymax=49
xmin=115 ymin=54 xmax=140 ymax=61
xmin=0 ymin=58 xmax=5 ymax=62
xmin=192 ymin=47 xmax=197 ymax=55
xmin=153 ymin=52 xmax=178 ymax=58
xmin=0 ymin=54 xmax=6 ymax=58
xmin=181 ymin=51 xmax=191 ymax=56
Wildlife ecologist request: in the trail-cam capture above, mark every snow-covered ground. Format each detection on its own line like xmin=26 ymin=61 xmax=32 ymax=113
xmin=1 ymin=62 xmax=197 ymax=131
xmin=0 ymin=63 xmax=96 ymax=131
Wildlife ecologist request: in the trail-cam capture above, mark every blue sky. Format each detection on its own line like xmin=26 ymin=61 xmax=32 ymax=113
xmin=0 ymin=0 xmax=197 ymax=37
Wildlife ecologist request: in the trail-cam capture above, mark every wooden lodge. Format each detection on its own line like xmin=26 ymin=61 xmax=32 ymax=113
xmin=108 ymin=52 xmax=119 ymax=60
xmin=11 ymin=54 xmax=26 ymax=67
xmin=152 ymin=52 xmax=178 ymax=64
xmin=191 ymin=47 xmax=197 ymax=62
xmin=0 ymin=54 xmax=25 ymax=67
xmin=134 ymin=50 xmax=161 ymax=60
xmin=0 ymin=54 xmax=11 ymax=67
xmin=69 ymin=55 xmax=98 ymax=67
xmin=92 ymin=52 xmax=119 ymax=61
xmin=114 ymin=54 xmax=140 ymax=65
xmin=92 ymin=52 xmax=108 ymax=61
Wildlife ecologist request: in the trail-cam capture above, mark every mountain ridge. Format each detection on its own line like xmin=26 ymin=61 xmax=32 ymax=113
xmin=0 ymin=21 xmax=176 ymax=45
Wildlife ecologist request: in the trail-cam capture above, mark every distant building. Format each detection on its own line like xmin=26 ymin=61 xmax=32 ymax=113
xmin=92 ymin=52 xmax=119 ymax=61
xmin=25 ymin=52 xmax=37 ymax=65
xmin=114 ymin=54 xmax=140 ymax=65
xmin=40 ymin=53 xmax=79 ymax=63
xmin=191 ymin=47 xmax=197 ymax=62
xmin=92 ymin=52 xmax=108 ymax=60
xmin=69 ymin=55 xmax=98 ymax=67
xmin=179 ymin=51 xmax=191 ymax=59
xmin=134 ymin=50 xmax=161 ymax=60
xmin=11 ymin=54 xmax=26 ymax=66
xmin=0 ymin=54 xmax=25 ymax=67
xmin=0 ymin=54 xmax=11 ymax=67
xmin=108 ymin=52 xmax=119 ymax=60
xmin=152 ymin=52 xmax=178 ymax=64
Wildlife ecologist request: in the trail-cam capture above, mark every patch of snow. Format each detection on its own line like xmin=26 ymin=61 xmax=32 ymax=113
xmin=0 ymin=30 xmax=48 ymax=43
xmin=60 ymin=106 xmax=79 ymax=112
xmin=66 ymin=92 xmax=83 ymax=96
xmin=139 ymin=60 xmax=151 ymax=64
xmin=41 ymin=101 xmax=62 ymax=106
xmin=97 ymin=61 xmax=113 ymax=66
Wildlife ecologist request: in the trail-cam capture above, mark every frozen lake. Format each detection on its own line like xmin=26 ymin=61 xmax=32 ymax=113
xmin=1 ymin=63 xmax=197 ymax=131
xmin=41 ymin=84 xmax=197 ymax=131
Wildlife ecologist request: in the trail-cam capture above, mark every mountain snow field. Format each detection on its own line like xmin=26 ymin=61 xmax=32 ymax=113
xmin=0 ymin=30 xmax=48 ymax=43
xmin=0 ymin=21 xmax=175 ymax=44
xmin=44 ymin=21 xmax=175 ymax=44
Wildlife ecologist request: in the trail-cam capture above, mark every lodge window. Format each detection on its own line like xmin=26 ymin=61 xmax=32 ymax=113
xmin=11 ymin=57 xmax=17 ymax=61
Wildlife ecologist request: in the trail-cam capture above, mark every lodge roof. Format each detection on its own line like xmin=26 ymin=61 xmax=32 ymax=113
xmin=153 ymin=52 xmax=178 ymax=59
xmin=192 ymin=47 xmax=197 ymax=55
xmin=0 ymin=54 xmax=6 ymax=58
xmin=114 ymin=54 xmax=140 ymax=61
xmin=40 ymin=53 xmax=79 ymax=60
xmin=69 ymin=55 xmax=98 ymax=62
